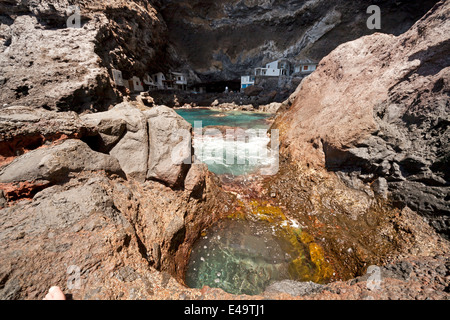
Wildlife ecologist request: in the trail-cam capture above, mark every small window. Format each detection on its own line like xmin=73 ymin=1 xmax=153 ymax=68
xmin=304 ymin=65 xmax=308 ymax=70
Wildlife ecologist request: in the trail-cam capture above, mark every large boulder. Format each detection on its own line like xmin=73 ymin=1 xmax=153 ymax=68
xmin=82 ymin=103 xmax=193 ymax=187
xmin=274 ymin=1 xmax=450 ymax=236
xmin=0 ymin=139 xmax=123 ymax=185
xmin=145 ymin=106 xmax=192 ymax=187
xmin=82 ymin=103 xmax=149 ymax=182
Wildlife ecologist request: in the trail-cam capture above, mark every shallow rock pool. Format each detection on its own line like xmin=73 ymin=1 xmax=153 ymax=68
xmin=185 ymin=219 xmax=318 ymax=295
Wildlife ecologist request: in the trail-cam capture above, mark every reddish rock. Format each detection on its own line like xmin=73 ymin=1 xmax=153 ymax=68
xmin=274 ymin=0 xmax=450 ymax=236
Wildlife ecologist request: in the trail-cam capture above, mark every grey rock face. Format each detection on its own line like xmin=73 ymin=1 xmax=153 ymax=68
xmin=0 ymin=13 xmax=115 ymax=112
xmin=145 ymin=106 xmax=192 ymax=187
xmin=0 ymin=0 xmax=175 ymax=112
xmin=0 ymin=139 xmax=123 ymax=184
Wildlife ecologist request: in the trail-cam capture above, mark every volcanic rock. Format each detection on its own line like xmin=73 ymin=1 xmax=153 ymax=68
xmin=0 ymin=0 xmax=174 ymax=112
xmin=145 ymin=105 xmax=193 ymax=187
xmin=0 ymin=139 xmax=122 ymax=184
xmin=274 ymin=0 xmax=450 ymax=237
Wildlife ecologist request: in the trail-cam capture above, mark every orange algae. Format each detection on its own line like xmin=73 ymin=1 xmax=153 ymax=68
xmin=229 ymin=199 xmax=334 ymax=284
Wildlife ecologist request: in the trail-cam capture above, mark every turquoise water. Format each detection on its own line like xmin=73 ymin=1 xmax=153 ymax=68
xmin=175 ymin=108 xmax=277 ymax=176
xmin=185 ymin=220 xmax=300 ymax=295
xmin=175 ymin=108 xmax=271 ymax=129
xmin=179 ymin=108 xmax=303 ymax=295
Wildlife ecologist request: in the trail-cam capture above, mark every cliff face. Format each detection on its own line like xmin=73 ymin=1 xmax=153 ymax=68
xmin=158 ymin=0 xmax=439 ymax=82
xmin=0 ymin=0 xmax=174 ymax=112
xmin=1 ymin=0 xmax=439 ymax=111
xmin=274 ymin=0 xmax=450 ymax=237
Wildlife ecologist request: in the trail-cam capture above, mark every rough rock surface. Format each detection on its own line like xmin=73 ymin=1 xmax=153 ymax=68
xmin=145 ymin=105 xmax=193 ymax=187
xmin=262 ymin=254 xmax=450 ymax=300
xmin=0 ymin=100 xmax=237 ymax=300
xmin=0 ymin=0 xmax=174 ymax=112
xmin=264 ymin=280 xmax=324 ymax=297
xmin=274 ymin=0 xmax=450 ymax=238
xmin=1 ymin=102 xmax=195 ymax=188
xmin=0 ymin=139 xmax=123 ymax=198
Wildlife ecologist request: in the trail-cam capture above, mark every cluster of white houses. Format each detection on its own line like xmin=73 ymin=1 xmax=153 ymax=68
xmin=112 ymin=69 xmax=188 ymax=93
xmin=241 ymin=59 xmax=318 ymax=90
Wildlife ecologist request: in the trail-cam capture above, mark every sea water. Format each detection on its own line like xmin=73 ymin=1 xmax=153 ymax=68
xmin=177 ymin=108 xmax=307 ymax=295
xmin=185 ymin=220 xmax=309 ymax=295
xmin=175 ymin=109 xmax=277 ymax=176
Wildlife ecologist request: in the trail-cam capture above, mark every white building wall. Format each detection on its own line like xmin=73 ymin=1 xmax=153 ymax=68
xmin=131 ymin=76 xmax=144 ymax=92
xmin=241 ymin=75 xmax=255 ymax=88
xmin=153 ymin=73 xmax=165 ymax=89
xmin=112 ymin=69 xmax=124 ymax=86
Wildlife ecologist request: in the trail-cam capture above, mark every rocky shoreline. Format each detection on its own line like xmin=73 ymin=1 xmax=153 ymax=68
xmin=0 ymin=0 xmax=449 ymax=300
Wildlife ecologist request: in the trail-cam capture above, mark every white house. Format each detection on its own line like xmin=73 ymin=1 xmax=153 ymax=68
xmin=130 ymin=76 xmax=144 ymax=92
xmin=241 ymin=75 xmax=255 ymax=89
xmin=255 ymin=59 xmax=291 ymax=77
xmin=124 ymin=76 xmax=144 ymax=92
xmin=171 ymin=72 xmax=188 ymax=90
xmin=112 ymin=69 xmax=124 ymax=87
xmin=143 ymin=74 xmax=158 ymax=90
xmin=152 ymin=72 xmax=166 ymax=89
xmin=294 ymin=62 xmax=318 ymax=74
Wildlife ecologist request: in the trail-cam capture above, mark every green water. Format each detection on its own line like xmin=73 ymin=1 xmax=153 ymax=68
xmin=185 ymin=219 xmax=312 ymax=295
xmin=179 ymin=108 xmax=304 ymax=295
